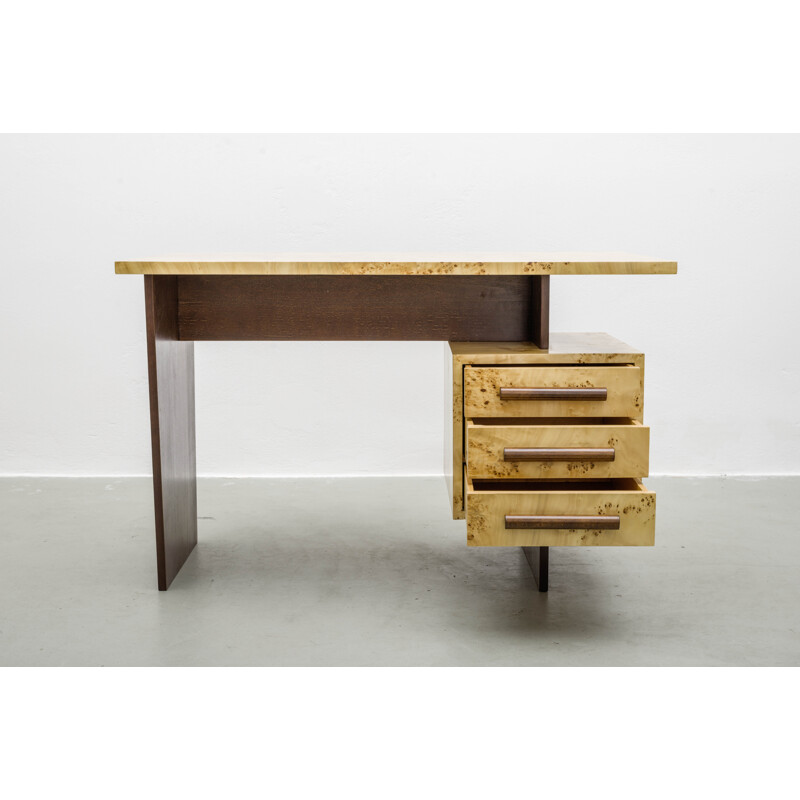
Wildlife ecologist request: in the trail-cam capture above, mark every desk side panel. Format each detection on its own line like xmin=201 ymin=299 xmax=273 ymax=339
xmin=444 ymin=342 xmax=453 ymax=514
xmin=145 ymin=276 xmax=198 ymax=590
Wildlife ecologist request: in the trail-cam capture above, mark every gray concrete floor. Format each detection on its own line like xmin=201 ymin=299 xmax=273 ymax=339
xmin=1 ymin=476 xmax=798 ymax=666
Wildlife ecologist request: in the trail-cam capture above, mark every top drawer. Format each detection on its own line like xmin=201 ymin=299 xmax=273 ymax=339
xmin=464 ymin=364 xmax=643 ymax=419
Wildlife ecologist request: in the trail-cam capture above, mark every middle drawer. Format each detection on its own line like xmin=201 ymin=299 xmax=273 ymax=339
xmin=467 ymin=418 xmax=649 ymax=480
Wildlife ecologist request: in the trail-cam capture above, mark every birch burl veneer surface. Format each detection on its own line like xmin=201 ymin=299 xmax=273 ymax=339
xmin=465 ymin=477 xmax=656 ymax=547
xmin=464 ymin=364 xmax=644 ymax=420
xmin=446 ymin=334 xmax=645 ymax=519
xmin=466 ymin=419 xmax=650 ymax=481
xmin=116 ymin=253 xmax=677 ymax=275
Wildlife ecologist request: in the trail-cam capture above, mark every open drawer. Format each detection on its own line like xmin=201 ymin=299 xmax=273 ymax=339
xmin=465 ymin=475 xmax=655 ymax=547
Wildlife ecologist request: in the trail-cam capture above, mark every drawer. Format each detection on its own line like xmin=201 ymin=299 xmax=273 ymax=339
xmin=464 ymin=364 xmax=643 ymax=419
xmin=466 ymin=418 xmax=649 ymax=480
xmin=465 ymin=475 xmax=655 ymax=546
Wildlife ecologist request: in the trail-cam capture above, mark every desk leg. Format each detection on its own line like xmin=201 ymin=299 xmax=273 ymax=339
xmin=523 ymin=277 xmax=550 ymax=591
xmin=530 ymin=275 xmax=550 ymax=349
xmin=522 ymin=546 xmax=549 ymax=592
xmin=144 ymin=276 xmax=197 ymax=590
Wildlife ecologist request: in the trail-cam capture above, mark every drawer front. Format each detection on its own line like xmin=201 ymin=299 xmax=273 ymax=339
xmin=466 ymin=476 xmax=655 ymax=546
xmin=467 ymin=420 xmax=649 ymax=480
xmin=464 ymin=365 xmax=643 ymax=419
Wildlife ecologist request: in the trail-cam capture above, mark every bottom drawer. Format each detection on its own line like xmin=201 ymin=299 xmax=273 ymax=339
xmin=465 ymin=475 xmax=655 ymax=547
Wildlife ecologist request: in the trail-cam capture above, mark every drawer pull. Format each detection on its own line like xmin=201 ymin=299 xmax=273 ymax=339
xmin=504 ymin=447 xmax=615 ymax=462
xmin=499 ymin=387 xmax=607 ymax=401
xmin=505 ymin=514 xmax=621 ymax=530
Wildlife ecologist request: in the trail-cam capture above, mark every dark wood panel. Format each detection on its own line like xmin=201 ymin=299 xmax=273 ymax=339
xmin=177 ymin=276 xmax=536 ymax=341
xmin=523 ymin=546 xmax=549 ymax=592
xmin=530 ymin=275 xmax=550 ymax=349
xmin=145 ymin=276 xmax=198 ymax=590
xmin=508 ymin=515 xmax=620 ymax=530
xmin=499 ymin=387 xmax=608 ymax=401
xmin=504 ymin=447 xmax=616 ymax=462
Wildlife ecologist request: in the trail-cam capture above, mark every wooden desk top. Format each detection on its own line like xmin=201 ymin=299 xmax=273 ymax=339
xmin=115 ymin=253 xmax=677 ymax=276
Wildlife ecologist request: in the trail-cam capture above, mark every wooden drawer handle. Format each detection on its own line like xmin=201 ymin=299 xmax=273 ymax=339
xmin=505 ymin=515 xmax=621 ymax=530
xmin=499 ymin=387 xmax=607 ymax=401
xmin=504 ymin=447 xmax=615 ymax=462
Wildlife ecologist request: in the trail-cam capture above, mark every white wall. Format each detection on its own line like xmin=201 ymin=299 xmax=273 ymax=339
xmin=1 ymin=134 xmax=798 ymax=476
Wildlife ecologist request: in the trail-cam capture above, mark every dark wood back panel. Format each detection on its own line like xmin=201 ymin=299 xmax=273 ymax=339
xmin=177 ymin=275 xmax=538 ymax=341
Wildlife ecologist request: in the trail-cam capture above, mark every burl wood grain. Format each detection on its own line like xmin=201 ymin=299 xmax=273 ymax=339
xmin=466 ymin=477 xmax=655 ymax=547
xmin=116 ymin=254 xmax=678 ymax=276
xmin=447 ymin=335 xmax=646 ymax=520
xmin=464 ymin=365 xmax=644 ymax=420
xmin=466 ymin=420 xmax=650 ymax=480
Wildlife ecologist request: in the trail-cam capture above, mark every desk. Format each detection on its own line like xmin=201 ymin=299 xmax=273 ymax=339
xmin=116 ymin=255 xmax=676 ymax=590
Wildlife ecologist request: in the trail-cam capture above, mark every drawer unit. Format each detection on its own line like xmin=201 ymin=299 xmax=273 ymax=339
xmin=446 ymin=336 xmax=653 ymax=553
xmin=465 ymin=475 xmax=655 ymax=547
xmin=466 ymin=418 xmax=649 ymax=481
xmin=464 ymin=364 xmax=643 ymax=420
